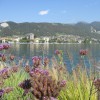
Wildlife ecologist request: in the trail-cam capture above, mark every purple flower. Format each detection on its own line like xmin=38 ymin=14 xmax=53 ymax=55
xmin=3 ymin=43 xmax=10 ymax=50
xmin=4 ymin=87 xmax=13 ymax=93
xmin=18 ymin=79 xmax=31 ymax=90
xmin=0 ymin=45 xmax=4 ymax=51
xmin=44 ymin=57 xmax=49 ymax=66
xmin=32 ymin=56 xmax=41 ymax=62
xmin=29 ymin=71 xmax=35 ymax=77
xmin=32 ymin=56 xmax=41 ymax=67
xmin=60 ymin=80 xmax=66 ymax=87
xmin=50 ymin=97 xmax=58 ymax=100
xmin=29 ymin=68 xmax=49 ymax=77
xmin=35 ymin=68 xmax=49 ymax=75
xmin=42 ymin=70 xmax=49 ymax=75
xmin=23 ymin=89 xmax=30 ymax=96
xmin=0 ymin=89 xmax=4 ymax=97
xmin=79 ymin=49 xmax=88 ymax=56
xmin=34 ymin=68 xmax=40 ymax=73
xmin=0 ymin=68 xmax=10 ymax=79
xmin=93 ymin=78 xmax=100 ymax=90
xmin=0 ymin=68 xmax=8 ymax=75
xmin=0 ymin=53 xmax=3 ymax=57
xmin=42 ymin=96 xmax=49 ymax=100
xmin=55 ymin=50 xmax=61 ymax=55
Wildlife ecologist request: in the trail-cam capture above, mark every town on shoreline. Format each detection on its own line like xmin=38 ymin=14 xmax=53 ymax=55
xmin=0 ymin=33 xmax=100 ymax=44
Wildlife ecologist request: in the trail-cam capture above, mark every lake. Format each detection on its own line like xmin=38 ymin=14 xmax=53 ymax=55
xmin=7 ymin=43 xmax=100 ymax=70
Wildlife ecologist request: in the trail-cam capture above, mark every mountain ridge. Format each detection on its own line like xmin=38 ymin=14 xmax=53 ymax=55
xmin=0 ymin=21 xmax=100 ymax=39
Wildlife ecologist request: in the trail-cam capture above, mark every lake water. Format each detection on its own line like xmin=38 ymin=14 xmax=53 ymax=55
xmin=7 ymin=43 xmax=100 ymax=70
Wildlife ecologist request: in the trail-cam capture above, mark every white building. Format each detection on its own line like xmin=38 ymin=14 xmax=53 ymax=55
xmin=26 ymin=33 xmax=34 ymax=40
xmin=43 ymin=37 xmax=50 ymax=43
xmin=34 ymin=38 xmax=40 ymax=43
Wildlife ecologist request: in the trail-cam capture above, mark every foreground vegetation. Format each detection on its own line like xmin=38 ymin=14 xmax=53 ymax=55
xmin=0 ymin=44 xmax=100 ymax=100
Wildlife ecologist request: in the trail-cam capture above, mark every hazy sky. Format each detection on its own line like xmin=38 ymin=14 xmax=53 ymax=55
xmin=0 ymin=0 xmax=100 ymax=23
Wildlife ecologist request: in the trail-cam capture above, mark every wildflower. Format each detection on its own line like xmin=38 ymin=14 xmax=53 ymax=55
xmin=58 ymin=67 xmax=63 ymax=71
xmin=24 ymin=65 xmax=30 ymax=73
xmin=40 ymin=69 xmax=49 ymax=76
xmin=50 ymin=97 xmax=58 ymax=100
xmin=30 ymin=68 xmax=49 ymax=76
xmin=29 ymin=71 xmax=35 ymax=77
xmin=2 ymin=55 xmax=6 ymax=62
xmin=11 ymin=66 xmax=19 ymax=73
xmin=0 ymin=68 xmax=7 ymax=74
xmin=19 ymin=79 xmax=32 ymax=96
xmin=44 ymin=57 xmax=49 ymax=66
xmin=10 ymin=55 xmax=15 ymax=60
xmin=0 ymin=68 xmax=10 ymax=79
xmin=55 ymin=50 xmax=61 ymax=55
xmin=42 ymin=96 xmax=49 ymax=100
xmin=3 ymin=43 xmax=10 ymax=50
xmin=4 ymin=87 xmax=13 ymax=93
xmin=60 ymin=80 xmax=66 ymax=87
xmin=23 ymin=89 xmax=30 ymax=96
xmin=19 ymin=79 xmax=31 ymax=90
xmin=34 ymin=68 xmax=41 ymax=74
xmin=0 ymin=45 xmax=4 ymax=51
xmin=30 ymin=71 xmax=66 ymax=100
xmin=32 ymin=56 xmax=41 ymax=68
xmin=93 ymin=78 xmax=100 ymax=90
xmin=0 ymin=89 xmax=4 ymax=98
xmin=0 ymin=80 xmax=4 ymax=86
xmin=0 ymin=53 xmax=3 ymax=57
xmin=79 ymin=49 xmax=88 ymax=56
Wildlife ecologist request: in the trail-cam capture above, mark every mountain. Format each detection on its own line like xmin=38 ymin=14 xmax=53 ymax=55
xmin=0 ymin=21 xmax=100 ymax=39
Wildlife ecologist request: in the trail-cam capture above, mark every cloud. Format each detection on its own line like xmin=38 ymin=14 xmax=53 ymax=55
xmin=39 ymin=10 xmax=49 ymax=15
xmin=0 ymin=22 xmax=9 ymax=28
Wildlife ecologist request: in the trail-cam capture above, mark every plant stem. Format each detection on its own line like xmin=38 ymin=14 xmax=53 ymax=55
xmin=97 ymin=91 xmax=100 ymax=100
xmin=89 ymin=81 xmax=93 ymax=100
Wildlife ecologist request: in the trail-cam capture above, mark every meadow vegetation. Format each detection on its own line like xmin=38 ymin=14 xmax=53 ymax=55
xmin=0 ymin=44 xmax=100 ymax=100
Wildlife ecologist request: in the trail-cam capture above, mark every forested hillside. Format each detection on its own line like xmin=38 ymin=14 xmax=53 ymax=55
xmin=0 ymin=21 xmax=100 ymax=39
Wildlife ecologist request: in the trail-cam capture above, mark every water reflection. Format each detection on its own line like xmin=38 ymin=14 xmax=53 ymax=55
xmin=9 ymin=43 xmax=100 ymax=68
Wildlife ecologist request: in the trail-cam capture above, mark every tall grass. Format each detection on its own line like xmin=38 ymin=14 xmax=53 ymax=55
xmin=0 ymin=49 xmax=99 ymax=100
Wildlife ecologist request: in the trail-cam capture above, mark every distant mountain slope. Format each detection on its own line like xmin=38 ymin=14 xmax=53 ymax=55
xmin=91 ymin=21 xmax=100 ymax=31
xmin=0 ymin=21 xmax=100 ymax=39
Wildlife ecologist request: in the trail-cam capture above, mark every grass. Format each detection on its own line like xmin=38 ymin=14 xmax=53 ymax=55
xmin=58 ymin=68 xmax=97 ymax=100
xmin=0 ymin=53 xmax=99 ymax=100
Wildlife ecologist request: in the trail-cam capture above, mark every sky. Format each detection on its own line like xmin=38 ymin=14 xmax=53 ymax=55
xmin=0 ymin=0 xmax=100 ymax=23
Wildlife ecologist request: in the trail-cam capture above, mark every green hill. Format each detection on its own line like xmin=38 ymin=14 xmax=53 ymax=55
xmin=0 ymin=21 xmax=100 ymax=39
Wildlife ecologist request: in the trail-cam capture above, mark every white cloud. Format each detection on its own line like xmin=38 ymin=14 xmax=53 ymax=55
xmin=0 ymin=22 xmax=9 ymax=28
xmin=39 ymin=10 xmax=49 ymax=15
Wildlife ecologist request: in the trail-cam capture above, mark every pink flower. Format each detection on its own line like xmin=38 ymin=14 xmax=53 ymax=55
xmin=10 ymin=55 xmax=15 ymax=60
xmin=32 ymin=56 xmax=41 ymax=62
xmin=50 ymin=97 xmax=58 ymax=100
xmin=44 ymin=57 xmax=49 ymax=66
xmin=55 ymin=50 xmax=61 ymax=55
xmin=3 ymin=43 xmax=10 ymax=50
xmin=60 ymin=80 xmax=66 ymax=87
xmin=32 ymin=56 xmax=41 ymax=67
xmin=0 ymin=45 xmax=4 ymax=51
xmin=93 ymin=78 xmax=100 ymax=90
xmin=79 ymin=49 xmax=88 ymax=56
xmin=29 ymin=71 xmax=35 ymax=77
xmin=29 ymin=68 xmax=49 ymax=76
